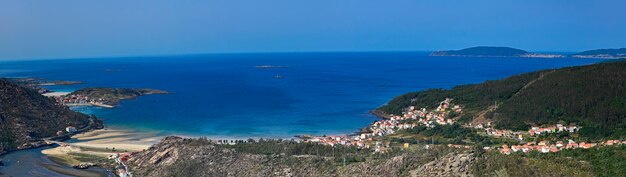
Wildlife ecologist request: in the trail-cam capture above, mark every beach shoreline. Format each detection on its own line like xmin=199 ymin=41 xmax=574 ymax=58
xmin=41 ymin=128 xmax=164 ymax=158
xmin=0 ymin=126 xmax=163 ymax=176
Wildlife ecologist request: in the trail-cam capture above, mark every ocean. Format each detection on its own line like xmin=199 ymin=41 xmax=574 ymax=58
xmin=0 ymin=52 xmax=603 ymax=139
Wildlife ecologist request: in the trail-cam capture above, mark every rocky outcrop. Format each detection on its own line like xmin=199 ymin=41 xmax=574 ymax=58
xmin=128 ymin=137 xmax=336 ymax=176
xmin=127 ymin=136 xmax=469 ymax=177
xmin=73 ymin=162 xmax=96 ymax=169
xmin=410 ymin=153 xmax=475 ymax=177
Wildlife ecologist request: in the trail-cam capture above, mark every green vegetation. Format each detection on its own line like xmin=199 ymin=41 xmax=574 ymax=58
xmin=473 ymin=145 xmax=626 ymax=177
xmin=0 ymin=79 xmax=94 ymax=152
xmin=129 ymin=136 xmax=463 ymax=177
xmin=397 ymin=124 xmax=479 ymax=144
xmin=47 ymin=152 xmax=109 ymax=166
xmin=216 ymin=138 xmax=365 ymax=159
xmin=572 ymin=48 xmax=626 ymax=58
xmin=70 ymin=87 xmax=168 ymax=105
xmin=391 ymin=124 xmax=518 ymax=147
xmin=378 ymin=61 xmax=626 ymax=139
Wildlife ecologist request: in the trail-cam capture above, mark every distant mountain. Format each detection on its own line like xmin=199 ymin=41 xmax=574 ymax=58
xmin=0 ymin=79 xmax=100 ymax=153
xmin=571 ymin=48 xmax=626 ymax=59
xmin=431 ymin=46 xmax=564 ymax=58
xmin=377 ymin=61 xmax=626 ymax=139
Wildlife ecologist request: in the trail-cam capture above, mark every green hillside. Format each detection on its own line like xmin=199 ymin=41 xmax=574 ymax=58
xmin=377 ymin=61 xmax=626 ymax=139
xmin=0 ymin=79 xmax=97 ymax=152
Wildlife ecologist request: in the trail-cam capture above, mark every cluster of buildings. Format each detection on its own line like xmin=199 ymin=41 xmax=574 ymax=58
xmin=528 ymin=124 xmax=579 ymax=136
xmin=498 ymin=139 xmax=625 ymax=155
xmin=53 ymin=94 xmax=91 ymax=105
xmin=52 ymin=94 xmax=114 ymax=108
xmin=110 ymin=153 xmax=132 ymax=177
xmin=304 ymin=98 xmax=461 ymax=152
xmin=484 ymin=128 xmax=518 ymax=139
xmin=55 ymin=126 xmax=78 ymax=136
xmin=474 ymin=122 xmax=580 ymax=141
xmin=305 ymin=135 xmax=375 ymax=149
xmin=400 ymin=98 xmax=462 ymax=127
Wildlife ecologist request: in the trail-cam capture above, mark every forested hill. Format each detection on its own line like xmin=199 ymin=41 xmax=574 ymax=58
xmin=571 ymin=48 xmax=626 ymax=59
xmin=430 ymin=46 xmax=530 ymax=57
xmin=0 ymin=79 xmax=96 ymax=153
xmin=377 ymin=61 xmax=626 ymax=139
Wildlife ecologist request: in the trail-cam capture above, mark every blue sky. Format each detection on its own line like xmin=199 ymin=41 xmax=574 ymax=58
xmin=1 ymin=0 xmax=625 ymax=60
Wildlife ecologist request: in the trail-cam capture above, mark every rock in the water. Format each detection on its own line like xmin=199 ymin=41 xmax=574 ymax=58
xmin=73 ymin=162 xmax=95 ymax=169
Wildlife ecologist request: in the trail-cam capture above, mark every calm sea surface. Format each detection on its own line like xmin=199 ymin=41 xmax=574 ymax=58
xmin=0 ymin=52 xmax=603 ymax=138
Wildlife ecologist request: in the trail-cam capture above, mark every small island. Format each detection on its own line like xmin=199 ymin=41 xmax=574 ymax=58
xmin=254 ymin=65 xmax=289 ymax=69
xmin=431 ymin=46 xmax=564 ymax=58
xmin=53 ymin=88 xmax=169 ymax=108
xmin=571 ymin=48 xmax=626 ymax=59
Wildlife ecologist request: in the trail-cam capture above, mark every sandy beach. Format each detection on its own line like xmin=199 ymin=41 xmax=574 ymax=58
xmin=42 ymin=91 xmax=71 ymax=97
xmin=41 ymin=128 xmax=163 ymax=165
xmin=69 ymin=128 xmax=161 ymax=151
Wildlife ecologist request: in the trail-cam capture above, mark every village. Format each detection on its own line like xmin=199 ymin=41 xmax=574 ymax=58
xmin=302 ymin=98 xmax=461 ymax=152
xmin=491 ymin=123 xmax=626 ymax=155
xmin=51 ymin=93 xmax=115 ymax=108
xmin=301 ymin=98 xmax=625 ymax=155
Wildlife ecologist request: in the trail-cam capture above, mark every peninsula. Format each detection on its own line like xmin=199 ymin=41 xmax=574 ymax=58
xmin=53 ymin=88 xmax=169 ymax=108
xmin=430 ymin=46 xmax=564 ymax=58
xmin=571 ymin=48 xmax=626 ymax=59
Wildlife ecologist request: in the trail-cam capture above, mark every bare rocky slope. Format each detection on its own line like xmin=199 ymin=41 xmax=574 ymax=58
xmin=127 ymin=136 xmax=472 ymax=177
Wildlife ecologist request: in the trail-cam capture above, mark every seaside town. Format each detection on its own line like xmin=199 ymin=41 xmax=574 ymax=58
xmin=302 ymin=98 xmax=461 ymax=152
xmin=301 ymin=98 xmax=626 ymax=154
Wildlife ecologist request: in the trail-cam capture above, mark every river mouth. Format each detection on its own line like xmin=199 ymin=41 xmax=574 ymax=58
xmin=0 ymin=142 xmax=115 ymax=177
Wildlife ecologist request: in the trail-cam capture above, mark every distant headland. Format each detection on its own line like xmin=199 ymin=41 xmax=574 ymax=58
xmin=430 ymin=46 xmax=564 ymax=58
xmin=55 ymin=88 xmax=169 ymax=108
xmin=571 ymin=48 xmax=626 ymax=59
xmin=431 ymin=46 xmax=626 ymax=59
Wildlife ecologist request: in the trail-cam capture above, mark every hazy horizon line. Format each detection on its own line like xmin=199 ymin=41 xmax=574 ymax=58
xmin=0 ymin=48 xmax=592 ymax=62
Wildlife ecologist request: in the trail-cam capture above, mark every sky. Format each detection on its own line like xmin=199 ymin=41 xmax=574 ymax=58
xmin=1 ymin=0 xmax=625 ymax=60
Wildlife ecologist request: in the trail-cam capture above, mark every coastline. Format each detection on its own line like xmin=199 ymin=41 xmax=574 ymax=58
xmin=60 ymin=128 xmax=162 ymax=152
xmin=0 ymin=126 xmax=161 ymax=176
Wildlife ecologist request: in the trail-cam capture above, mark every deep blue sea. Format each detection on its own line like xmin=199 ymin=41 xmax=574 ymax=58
xmin=0 ymin=52 xmax=603 ymax=138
